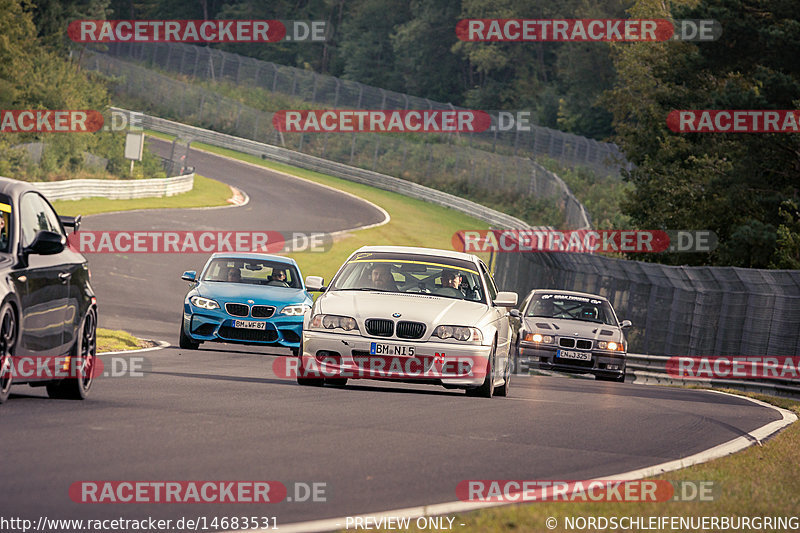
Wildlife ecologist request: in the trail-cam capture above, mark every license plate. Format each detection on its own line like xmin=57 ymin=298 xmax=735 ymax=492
xmin=370 ymin=342 xmax=415 ymax=356
xmin=234 ymin=320 xmax=266 ymax=330
xmin=557 ymin=349 xmax=591 ymax=361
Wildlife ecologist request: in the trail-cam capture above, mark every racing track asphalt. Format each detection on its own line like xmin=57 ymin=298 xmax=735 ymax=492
xmin=83 ymin=138 xmax=387 ymax=339
xmin=0 ymin=139 xmax=790 ymax=530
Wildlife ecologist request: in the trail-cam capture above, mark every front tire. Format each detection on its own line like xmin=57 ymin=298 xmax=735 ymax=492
xmin=495 ymin=352 xmax=511 ymax=397
xmin=466 ymin=342 xmax=495 ymax=398
xmin=296 ymin=340 xmax=323 ymax=386
xmin=47 ymin=307 xmax=97 ymax=400
xmin=0 ymin=302 xmax=17 ymax=404
xmin=179 ymin=321 xmax=199 ymax=350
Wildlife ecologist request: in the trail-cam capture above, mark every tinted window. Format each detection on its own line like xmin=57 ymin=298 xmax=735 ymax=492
xmin=202 ymin=258 xmax=301 ymax=288
xmin=480 ymin=263 xmax=498 ymax=301
xmin=526 ymin=293 xmax=617 ymax=326
xmin=19 ymin=193 xmax=64 ymax=248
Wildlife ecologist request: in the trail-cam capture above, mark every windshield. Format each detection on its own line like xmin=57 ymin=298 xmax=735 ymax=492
xmin=202 ymin=258 xmax=301 ymax=288
xmin=329 ymin=252 xmax=486 ymax=302
xmin=526 ymin=293 xmax=617 ymax=325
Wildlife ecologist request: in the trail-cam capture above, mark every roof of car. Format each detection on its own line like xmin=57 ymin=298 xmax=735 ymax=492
xmin=0 ymin=176 xmax=44 ymax=197
xmin=528 ymin=288 xmax=610 ymax=301
xmin=352 ymin=245 xmax=480 ymax=264
xmin=208 ymin=252 xmax=296 ymax=265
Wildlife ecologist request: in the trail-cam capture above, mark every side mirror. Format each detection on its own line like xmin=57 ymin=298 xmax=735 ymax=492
xmin=305 ymin=275 xmax=325 ymax=291
xmin=620 ymin=320 xmax=632 ymax=329
xmin=26 ymin=230 xmax=65 ymax=255
xmin=181 ymin=270 xmax=197 ymax=282
xmin=509 ymin=309 xmax=521 ymax=318
xmin=493 ymin=291 xmax=518 ymax=308
xmin=59 ymin=215 xmax=81 ymax=234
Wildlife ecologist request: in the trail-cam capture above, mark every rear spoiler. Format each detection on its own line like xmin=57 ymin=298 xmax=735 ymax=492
xmin=59 ymin=215 xmax=81 ymax=233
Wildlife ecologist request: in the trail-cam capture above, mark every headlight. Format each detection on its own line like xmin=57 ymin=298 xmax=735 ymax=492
xmin=598 ymin=341 xmax=625 ymax=352
xmin=189 ymin=296 xmax=219 ymax=310
xmin=432 ymin=325 xmax=482 ymax=343
xmin=525 ymin=333 xmax=553 ymax=343
xmin=281 ymin=304 xmax=311 ymax=316
xmin=309 ymin=313 xmax=359 ymax=332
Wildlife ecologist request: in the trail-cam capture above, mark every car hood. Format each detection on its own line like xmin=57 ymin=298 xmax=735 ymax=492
xmin=196 ymin=281 xmax=309 ymax=305
xmin=523 ymin=317 xmax=624 ymax=341
xmin=318 ymin=290 xmax=491 ymax=326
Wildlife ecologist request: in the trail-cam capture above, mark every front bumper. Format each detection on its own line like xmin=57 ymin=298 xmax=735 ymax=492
xmin=183 ymin=305 xmax=303 ymax=348
xmin=301 ymin=330 xmax=492 ymax=386
xmin=518 ymin=342 xmax=626 ymax=379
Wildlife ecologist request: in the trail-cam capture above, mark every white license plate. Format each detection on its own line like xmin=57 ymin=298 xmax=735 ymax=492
xmin=558 ymin=349 xmax=591 ymax=361
xmin=234 ymin=320 xmax=266 ymax=330
xmin=370 ymin=342 xmax=415 ymax=356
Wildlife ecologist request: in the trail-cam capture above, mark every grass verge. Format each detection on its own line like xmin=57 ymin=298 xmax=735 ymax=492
xmin=359 ymin=391 xmax=798 ymax=532
xmin=51 ymin=174 xmax=231 ymax=216
xmin=145 ymin=131 xmax=491 ymax=282
xmin=97 ymin=328 xmax=153 ymax=353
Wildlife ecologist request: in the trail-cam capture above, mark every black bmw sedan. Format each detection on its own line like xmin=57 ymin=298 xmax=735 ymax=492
xmin=0 ymin=177 xmax=97 ymax=403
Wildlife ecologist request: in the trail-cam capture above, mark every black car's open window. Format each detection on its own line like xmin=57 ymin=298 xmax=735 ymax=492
xmin=202 ymin=258 xmax=301 ymax=288
xmin=0 ymin=194 xmax=11 ymax=253
xmin=527 ymin=293 xmax=618 ymax=326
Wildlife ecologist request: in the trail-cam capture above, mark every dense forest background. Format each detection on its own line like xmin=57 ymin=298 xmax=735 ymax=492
xmin=2 ymin=0 xmax=799 ymax=268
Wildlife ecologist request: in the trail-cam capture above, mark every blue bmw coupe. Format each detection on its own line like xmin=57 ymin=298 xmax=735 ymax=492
xmin=180 ymin=253 xmax=312 ymax=354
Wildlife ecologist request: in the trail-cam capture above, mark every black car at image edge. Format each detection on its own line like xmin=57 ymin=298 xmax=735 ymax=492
xmin=0 ymin=176 xmax=97 ymax=404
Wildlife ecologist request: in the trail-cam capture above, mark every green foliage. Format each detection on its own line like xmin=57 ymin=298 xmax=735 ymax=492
xmin=538 ymin=157 xmax=633 ymax=229
xmin=606 ymin=0 xmax=800 ymax=268
xmin=0 ymin=0 xmax=163 ymax=181
xmin=771 ymin=201 xmax=800 ymax=269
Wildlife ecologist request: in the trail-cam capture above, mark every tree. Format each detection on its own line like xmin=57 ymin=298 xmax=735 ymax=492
xmin=336 ymin=0 xmax=411 ymax=90
xmin=391 ymin=0 xmax=466 ymax=103
xmin=606 ymin=0 xmax=800 ymax=267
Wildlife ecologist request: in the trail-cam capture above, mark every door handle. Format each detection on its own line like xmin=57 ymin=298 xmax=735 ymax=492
xmin=59 ymin=272 xmax=72 ymax=282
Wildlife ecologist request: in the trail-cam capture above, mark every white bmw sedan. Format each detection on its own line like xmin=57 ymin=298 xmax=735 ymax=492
xmin=297 ymin=246 xmax=519 ymax=397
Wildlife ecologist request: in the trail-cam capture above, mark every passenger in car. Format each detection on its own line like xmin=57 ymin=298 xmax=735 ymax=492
xmin=435 ymin=270 xmax=464 ymax=298
xmin=267 ymin=269 xmax=290 ymax=287
xmin=226 ymin=267 xmax=242 ymax=283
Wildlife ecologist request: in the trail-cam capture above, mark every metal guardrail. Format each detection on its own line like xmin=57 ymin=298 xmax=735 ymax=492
xmin=88 ymin=54 xmax=590 ymax=229
xmin=33 ymin=172 xmax=195 ymax=201
xmin=114 ymin=108 xmax=533 ymax=230
xmin=102 ymin=41 xmax=631 ymax=178
xmin=626 ymin=354 xmax=800 ymax=398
